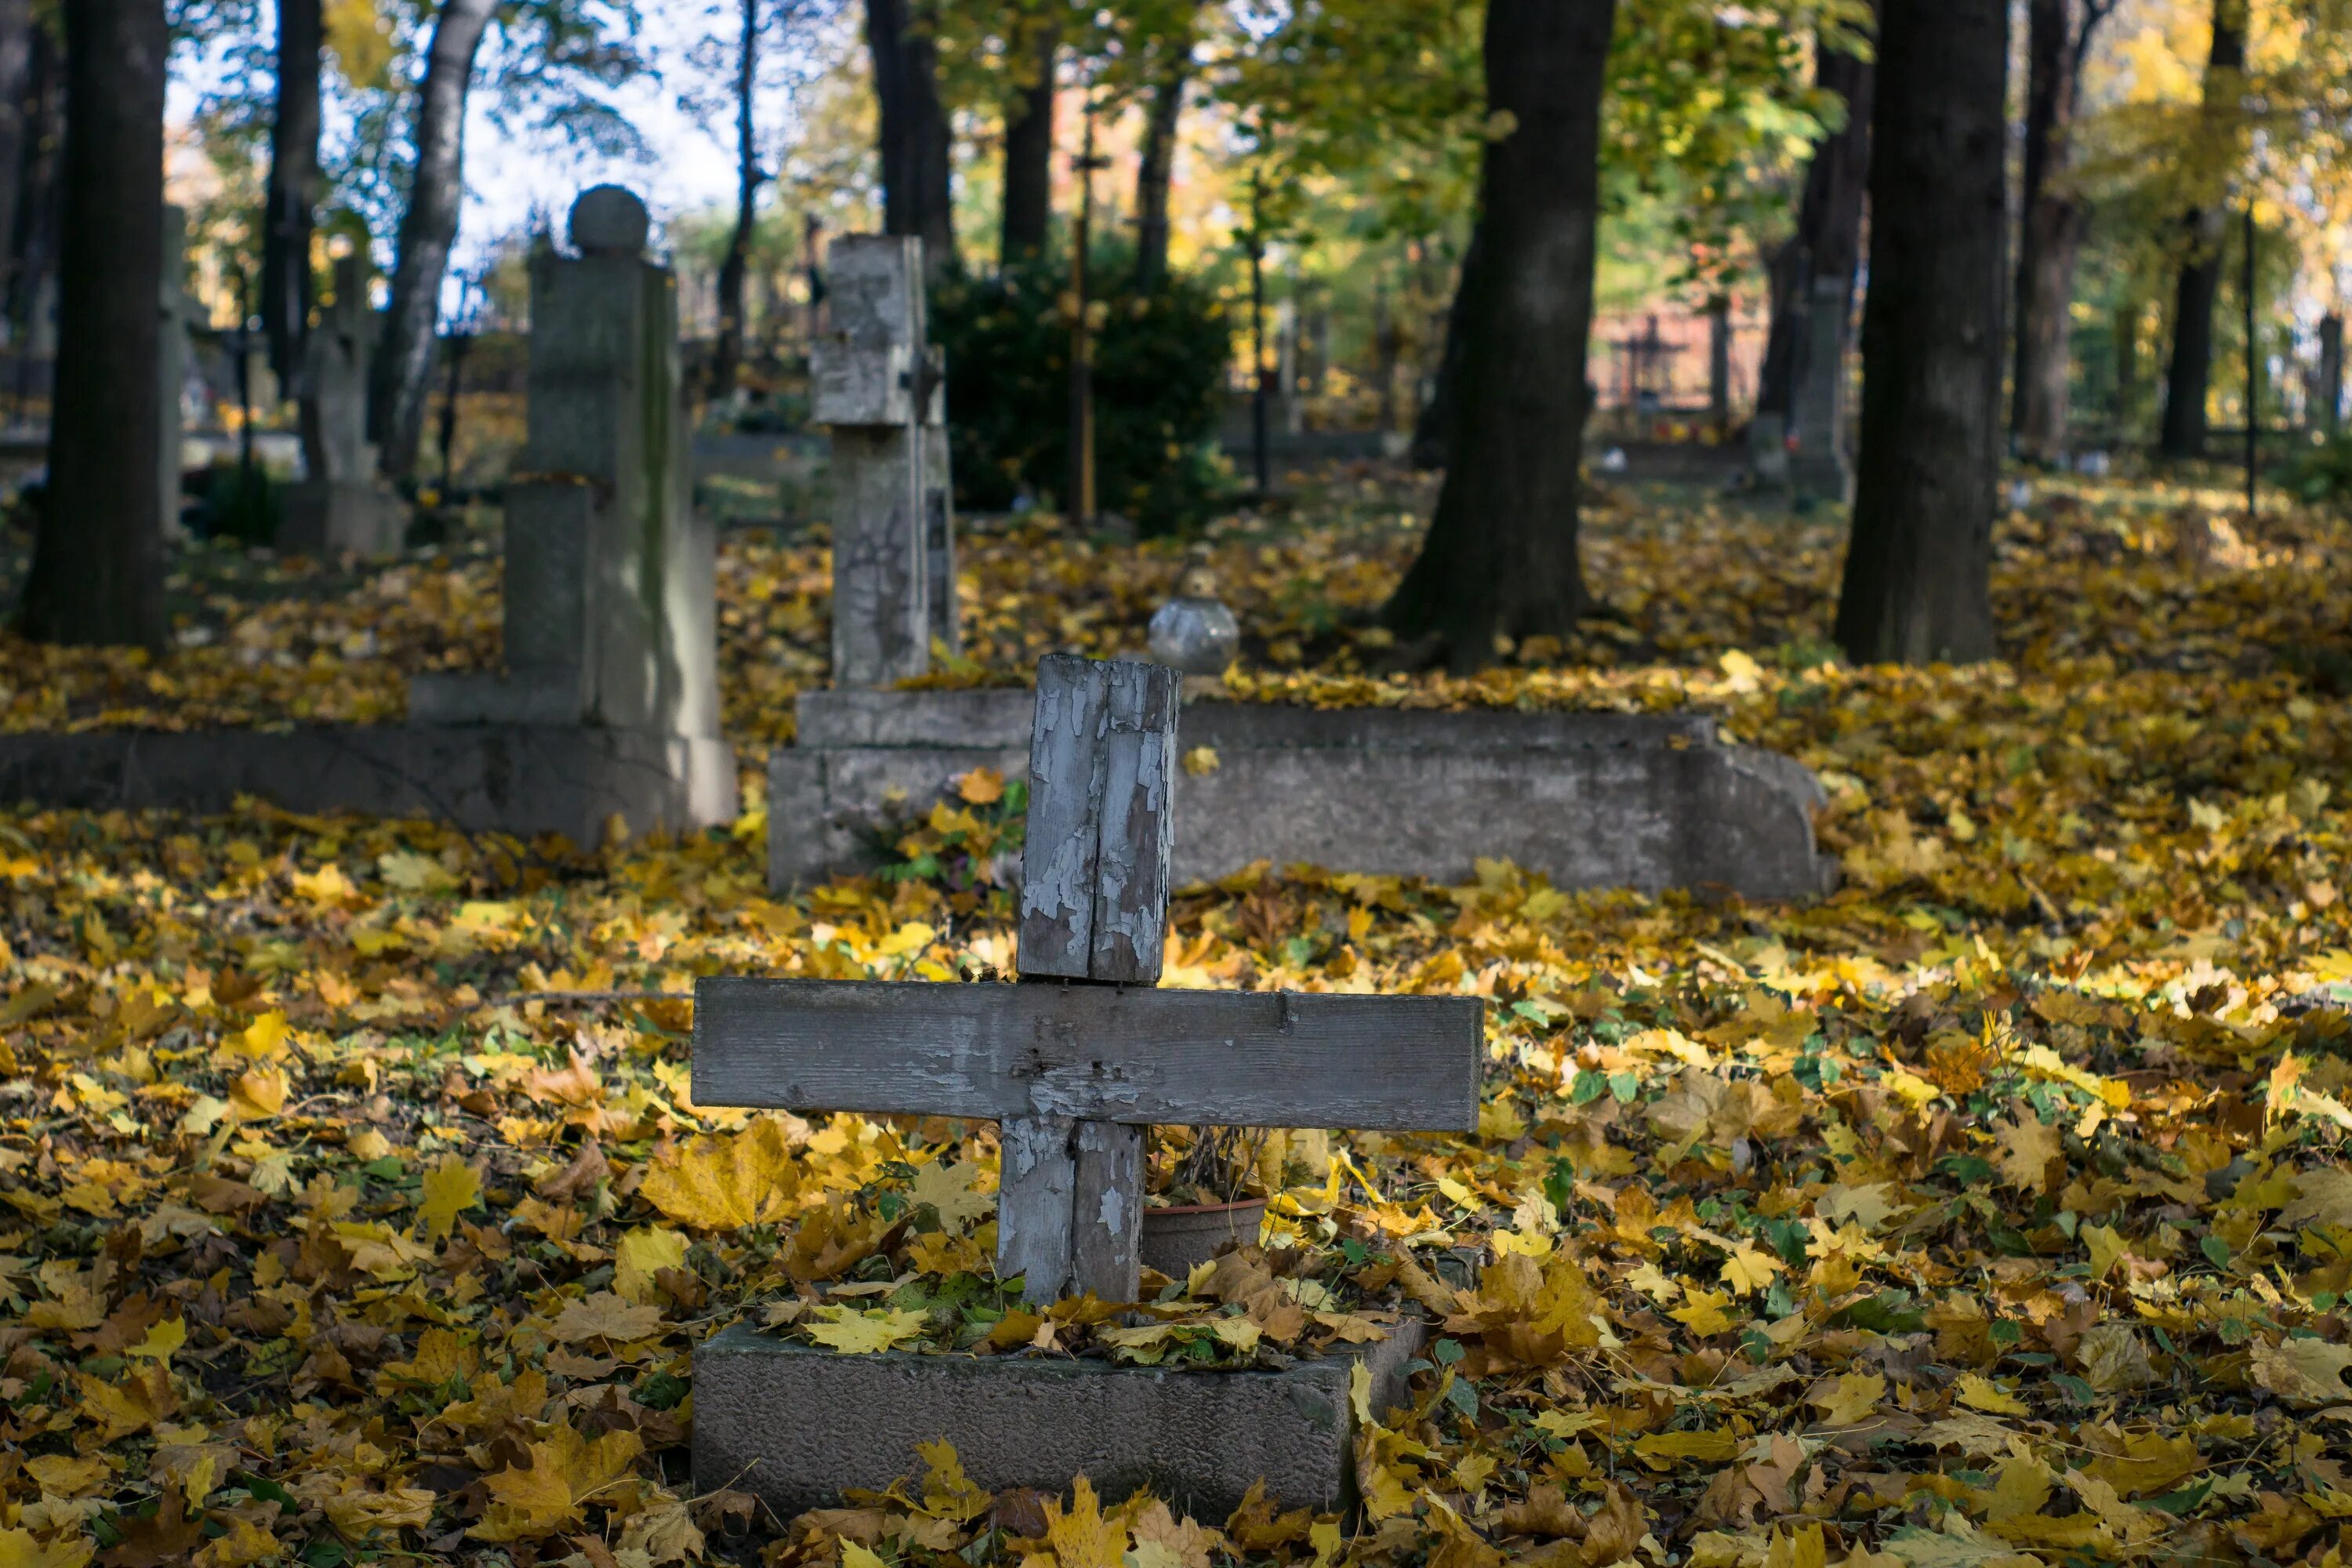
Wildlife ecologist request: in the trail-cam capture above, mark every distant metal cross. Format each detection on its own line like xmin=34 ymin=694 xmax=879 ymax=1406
xmin=694 ymin=654 xmax=1484 ymax=1304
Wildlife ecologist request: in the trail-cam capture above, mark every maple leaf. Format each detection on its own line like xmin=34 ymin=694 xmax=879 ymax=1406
xmin=802 ymin=1305 xmax=929 ymax=1354
xmin=412 ymin=1147 xmax=480 ymax=1241
xmin=1719 ymin=1241 xmax=1784 ymax=1295
xmin=470 ymin=1425 xmax=644 ymax=1541
xmin=2249 ymin=1335 xmax=2352 ymax=1407
xmin=1044 ymin=1477 xmax=1128 ymax=1568
xmin=1991 ymin=1115 xmax=2062 ymax=1192
xmin=551 ymin=1290 xmax=665 ymax=1344
xmin=321 ymin=1486 xmax=437 ymax=1535
xmin=191 ymin=1512 xmax=280 ymax=1568
xmin=618 ymin=1499 xmax=706 ymax=1563
xmin=74 ymin=1364 xmax=177 ymax=1444
xmin=640 ymin=1116 xmax=802 ymax=1230
xmin=1953 ymin=1373 xmax=2028 ymax=1416
xmin=1128 ymin=1501 xmax=1220 ymax=1568
xmin=614 ymin=1224 xmax=689 ymax=1305
xmin=2277 ymin=1165 xmax=2352 ymax=1229
xmin=0 ymin=1530 xmax=93 ymax=1568
xmin=1810 ymin=1370 xmax=1886 ymax=1427
xmin=1669 ymin=1286 xmax=1738 ymax=1336
xmin=910 ymin=1159 xmax=991 ymax=1231
xmin=915 ymin=1439 xmax=992 ymax=1523
xmin=24 ymin=1454 xmax=107 ymax=1498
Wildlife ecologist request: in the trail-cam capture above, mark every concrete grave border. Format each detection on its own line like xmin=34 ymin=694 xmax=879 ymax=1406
xmin=771 ymin=688 xmax=1835 ymax=899
xmin=691 ymin=1312 xmax=1425 ymax=1519
xmin=0 ymin=724 xmax=735 ymax=844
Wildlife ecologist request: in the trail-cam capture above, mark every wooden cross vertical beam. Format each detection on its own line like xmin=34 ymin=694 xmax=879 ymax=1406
xmin=1000 ymin=654 xmax=1179 ymax=1305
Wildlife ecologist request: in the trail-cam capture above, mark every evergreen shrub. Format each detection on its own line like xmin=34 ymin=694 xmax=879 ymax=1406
xmin=931 ymin=244 xmax=1233 ymax=533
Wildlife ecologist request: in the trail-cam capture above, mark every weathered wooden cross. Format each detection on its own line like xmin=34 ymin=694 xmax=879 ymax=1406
xmin=695 ymin=655 xmax=1484 ymax=1303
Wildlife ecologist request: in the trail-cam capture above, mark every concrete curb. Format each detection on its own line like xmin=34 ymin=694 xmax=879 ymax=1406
xmin=0 ymin=724 xmax=737 ymax=844
xmin=691 ymin=1316 xmax=1425 ymax=1519
xmin=771 ymin=691 xmax=1835 ymax=899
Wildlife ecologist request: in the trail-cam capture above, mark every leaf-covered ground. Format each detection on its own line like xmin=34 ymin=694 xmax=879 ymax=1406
xmin=3 ymin=470 xmax=2352 ymax=1568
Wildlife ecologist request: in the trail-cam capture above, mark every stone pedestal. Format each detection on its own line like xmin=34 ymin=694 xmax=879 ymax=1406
xmin=692 ymin=1317 xmax=1423 ymax=1520
xmin=408 ymin=187 xmax=734 ymax=834
xmin=280 ymin=481 xmax=405 ymax=557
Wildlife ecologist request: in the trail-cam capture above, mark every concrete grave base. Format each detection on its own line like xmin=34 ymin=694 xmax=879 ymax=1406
xmin=691 ymin=1317 xmax=1423 ymax=1520
xmin=771 ymin=690 xmax=1835 ymax=899
xmin=279 ymin=479 xmax=408 ymax=557
xmin=0 ymin=724 xmax=736 ymax=844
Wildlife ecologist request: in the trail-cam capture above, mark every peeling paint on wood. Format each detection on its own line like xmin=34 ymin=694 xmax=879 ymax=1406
xmin=691 ymin=978 xmax=1483 ymax=1131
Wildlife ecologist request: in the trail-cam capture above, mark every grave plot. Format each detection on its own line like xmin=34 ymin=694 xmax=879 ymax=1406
xmin=0 ymin=188 xmax=735 ymax=845
xmin=785 ymin=242 xmax=1831 ymax=901
xmin=695 ymin=654 xmax=1484 ymax=1517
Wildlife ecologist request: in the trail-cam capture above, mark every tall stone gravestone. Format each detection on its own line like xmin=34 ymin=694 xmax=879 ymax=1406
xmin=158 ymin=205 xmax=193 ymax=539
xmin=282 ymin=238 xmax=405 ymax=555
xmin=410 ymin=186 xmax=734 ymax=828
xmin=814 ymin=234 xmax=957 ymax=687
xmin=694 ymin=654 xmax=1479 ymax=1515
xmin=1790 ymin=274 xmax=1851 ymax=501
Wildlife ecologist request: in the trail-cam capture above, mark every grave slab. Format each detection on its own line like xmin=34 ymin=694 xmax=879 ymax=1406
xmin=771 ymin=690 xmax=1834 ymax=899
xmin=695 ymin=655 xmax=1479 ymax=1518
xmin=0 ymin=724 xmax=733 ymax=844
xmin=691 ymin=1315 xmax=1424 ymax=1520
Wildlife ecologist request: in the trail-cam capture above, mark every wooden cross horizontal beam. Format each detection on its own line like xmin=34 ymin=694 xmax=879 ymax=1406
xmin=691 ymin=978 xmax=1483 ymax=1133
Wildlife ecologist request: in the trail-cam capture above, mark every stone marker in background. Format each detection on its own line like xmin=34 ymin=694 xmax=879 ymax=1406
xmin=158 ymin=205 xmax=194 ymax=539
xmin=281 ymin=238 xmax=405 ymax=555
xmin=409 ymin=186 xmax=735 ymax=829
xmin=772 ymin=695 xmax=1836 ymax=899
xmin=694 ymin=653 xmax=1477 ymax=1515
xmin=1147 ymin=574 xmax=1241 ymax=678
xmin=814 ymin=234 xmax=957 ymax=687
xmin=1790 ymin=275 xmax=1852 ymax=501
xmin=0 ymin=188 xmax=731 ymax=843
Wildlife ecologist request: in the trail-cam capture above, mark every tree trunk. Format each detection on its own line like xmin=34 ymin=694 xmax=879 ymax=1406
xmin=263 ymin=0 xmax=321 ymax=390
xmin=866 ymin=0 xmax=954 ymax=278
xmin=2157 ymin=0 xmax=2245 ymax=460
xmin=999 ymin=20 xmax=1054 ymax=264
xmin=370 ymin=0 xmax=496 ymax=483
xmin=1381 ymin=0 xmax=1615 ymax=670
xmin=1833 ymin=0 xmax=2005 ymax=666
xmin=0 ymin=0 xmax=33 ymax=318
xmin=713 ymin=0 xmax=760 ymax=402
xmin=1757 ymin=18 xmax=1874 ymax=422
xmin=1134 ymin=29 xmax=1192 ymax=290
xmin=20 ymin=0 xmax=165 ymax=648
xmin=2011 ymin=0 xmax=2107 ymax=463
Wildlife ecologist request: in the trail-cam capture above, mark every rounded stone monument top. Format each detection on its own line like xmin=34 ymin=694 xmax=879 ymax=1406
xmin=569 ymin=186 xmax=650 ymax=256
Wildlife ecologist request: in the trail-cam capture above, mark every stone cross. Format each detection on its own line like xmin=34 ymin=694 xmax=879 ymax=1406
xmin=410 ymin=187 xmax=722 ymax=763
xmin=813 ymin=234 xmax=958 ymax=689
xmin=306 ymin=245 xmax=377 ymax=485
xmin=695 ymin=653 xmax=1483 ymax=1304
xmin=281 ymin=234 xmax=405 ymax=555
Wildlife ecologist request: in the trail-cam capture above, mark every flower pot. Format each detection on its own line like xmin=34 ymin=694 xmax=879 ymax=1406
xmin=1140 ymin=1197 xmax=1269 ymax=1280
